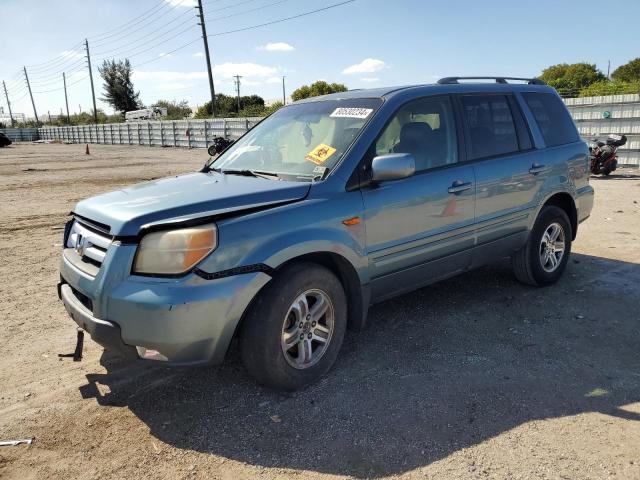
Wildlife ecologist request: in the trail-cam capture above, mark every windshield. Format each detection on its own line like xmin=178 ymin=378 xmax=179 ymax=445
xmin=210 ymin=98 xmax=382 ymax=180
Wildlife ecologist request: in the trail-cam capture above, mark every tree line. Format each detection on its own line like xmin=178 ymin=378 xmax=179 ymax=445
xmin=540 ymin=58 xmax=640 ymax=97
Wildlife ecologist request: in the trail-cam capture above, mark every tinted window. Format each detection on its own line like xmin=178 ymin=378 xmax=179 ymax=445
xmin=521 ymin=92 xmax=579 ymax=147
xmin=460 ymin=95 xmax=519 ymax=159
xmin=375 ymin=96 xmax=457 ymax=172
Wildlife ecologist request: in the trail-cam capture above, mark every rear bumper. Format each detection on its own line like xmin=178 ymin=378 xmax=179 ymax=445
xmin=576 ymin=185 xmax=595 ymax=224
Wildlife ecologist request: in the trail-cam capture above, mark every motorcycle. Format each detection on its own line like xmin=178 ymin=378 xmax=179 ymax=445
xmin=588 ymin=134 xmax=627 ymax=176
xmin=207 ymin=136 xmax=234 ymax=157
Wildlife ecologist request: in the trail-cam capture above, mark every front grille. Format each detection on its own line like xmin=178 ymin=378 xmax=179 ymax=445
xmin=66 ymin=218 xmax=113 ymax=271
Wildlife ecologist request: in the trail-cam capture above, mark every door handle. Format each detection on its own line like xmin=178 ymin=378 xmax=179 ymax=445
xmin=448 ymin=181 xmax=473 ymax=194
xmin=529 ymin=163 xmax=548 ymax=175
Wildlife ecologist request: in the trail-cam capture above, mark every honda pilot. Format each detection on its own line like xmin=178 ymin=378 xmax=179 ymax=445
xmin=58 ymin=77 xmax=594 ymax=390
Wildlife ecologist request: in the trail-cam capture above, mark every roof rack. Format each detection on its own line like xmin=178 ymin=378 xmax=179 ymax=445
xmin=437 ymin=76 xmax=545 ymax=85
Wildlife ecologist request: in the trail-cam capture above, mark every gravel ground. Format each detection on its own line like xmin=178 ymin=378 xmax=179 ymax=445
xmin=0 ymin=143 xmax=639 ymax=480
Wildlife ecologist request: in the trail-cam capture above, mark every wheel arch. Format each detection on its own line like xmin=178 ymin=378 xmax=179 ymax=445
xmin=272 ymin=252 xmax=369 ymax=331
xmin=540 ymin=192 xmax=578 ymax=240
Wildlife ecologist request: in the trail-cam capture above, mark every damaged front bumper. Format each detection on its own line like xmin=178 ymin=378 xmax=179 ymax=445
xmin=58 ymin=242 xmax=271 ymax=366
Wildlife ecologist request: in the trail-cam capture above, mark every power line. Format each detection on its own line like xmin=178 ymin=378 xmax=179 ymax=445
xmin=130 ymin=0 xmax=356 ymax=69
xmin=88 ymin=0 xmax=175 ymax=41
xmin=207 ymin=0 xmax=356 ymax=38
xmin=32 ymin=75 xmax=89 ymax=94
xmin=95 ymin=24 xmax=199 ymax=61
xmin=209 ymin=0 xmax=289 ymax=22
xmin=93 ymin=15 xmax=197 ymax=57
xmin=91 ymin=0 xmax=194 ymax=48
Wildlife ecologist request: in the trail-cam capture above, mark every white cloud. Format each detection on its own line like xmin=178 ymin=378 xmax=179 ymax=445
xmin=193 ymin=52 xmax=204 ymax=58
xmin=158 ymin=53 xmax=173 ymax=58
xmin=361 ymin=77 xmax=380 ymax=83
xmin=212 ymin=62 xmax=278 ymax=78
xmin=342 ymin=58 xmax=387 ymax=75
xmin=266 ymin=76 xmax=282 ymax=84
xmin=259 ymin=42 xmax=295 ymax=52
xmin=164 ymin=0 xmax=196 ymax=6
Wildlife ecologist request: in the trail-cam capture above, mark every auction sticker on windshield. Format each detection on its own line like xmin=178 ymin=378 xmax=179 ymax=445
xmin=330 ymin=107 xmax=373 ymax=119
xmin=306 ymin=144 xmax=337 ymax=165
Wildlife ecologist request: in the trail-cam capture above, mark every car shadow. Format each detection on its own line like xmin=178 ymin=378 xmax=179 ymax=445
xmin=79 ymin=252 xmax=640 ymax=478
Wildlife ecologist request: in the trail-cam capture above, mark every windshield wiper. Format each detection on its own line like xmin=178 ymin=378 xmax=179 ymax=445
xmin=221 ymin=169 xmax=280 ymax=180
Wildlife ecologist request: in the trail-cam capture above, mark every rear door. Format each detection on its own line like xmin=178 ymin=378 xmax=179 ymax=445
xmin=456 ymin=93 xmax=548 ymax=265
xmin=361 ymin=95 xmax=476 ymax=301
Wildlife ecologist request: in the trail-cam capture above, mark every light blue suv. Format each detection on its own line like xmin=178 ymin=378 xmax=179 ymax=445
xmin=59 ymin=77 xmax=594 ymax=390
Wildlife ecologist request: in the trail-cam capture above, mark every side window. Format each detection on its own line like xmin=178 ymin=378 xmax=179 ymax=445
xmin=521 ymin=92 xmax=579 ymax=147
xmin=374 ymin=96 xmax=458 ymax=172
xmin=460 ymin=95 xmax=519 ymax=160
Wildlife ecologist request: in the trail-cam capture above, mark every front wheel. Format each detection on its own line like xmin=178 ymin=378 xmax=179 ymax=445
xmin=239 ymin=262 xmax=347 ymax=390
xmin=512 ymin=206 xmax=572 ymax=286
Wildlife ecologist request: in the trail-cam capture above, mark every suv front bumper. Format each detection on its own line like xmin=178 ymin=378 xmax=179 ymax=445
xmin=59 ymin=244 xmax=271 ymax=366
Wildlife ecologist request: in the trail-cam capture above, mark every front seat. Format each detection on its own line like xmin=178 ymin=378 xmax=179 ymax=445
xmin=393 ymin=122 xmax=433 ymax=170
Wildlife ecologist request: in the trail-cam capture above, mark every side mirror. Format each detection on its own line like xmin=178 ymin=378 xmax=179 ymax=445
xmin=371 ymin=153 xmax=415 ymax=182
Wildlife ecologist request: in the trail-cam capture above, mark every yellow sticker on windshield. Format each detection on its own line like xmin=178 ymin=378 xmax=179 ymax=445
xmin=306 ymin=143 xmax=337 ymax=165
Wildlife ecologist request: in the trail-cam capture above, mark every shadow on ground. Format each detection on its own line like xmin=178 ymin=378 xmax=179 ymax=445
xmin=79 ymin=253 xmax=640 ymax=478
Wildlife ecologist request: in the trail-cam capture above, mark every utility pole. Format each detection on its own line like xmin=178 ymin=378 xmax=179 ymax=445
xmin=196 ymin=0 xmax=216 ymax=116
xmin=47 ymin=111 xmax=52 ymax=124
xmin=234 ymin=75 xmax=242 ymax=112
xmin=2 ymin=81 xmax=15 ymax=127
xmin=23 ymin=67 xmax=39 ymax=125
xmin=85 ymin=39 xmax=98 ymax=124
xmin=63 ymin=72 xmax=71 ymax=123
xmin=607 ymin=60 xmax=611 ymax=79
xmin=282 ymin=76 xmax=286 ymax=105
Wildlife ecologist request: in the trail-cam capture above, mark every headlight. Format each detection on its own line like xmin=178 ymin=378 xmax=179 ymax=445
xmin=133 ymin=223 xmax=217 ymax=275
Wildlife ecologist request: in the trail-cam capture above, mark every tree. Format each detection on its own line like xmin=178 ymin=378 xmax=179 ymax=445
xmin=291 ymin=81 xmax=348 ymax=101
xmin=98 ymin=59 xmax=142 ymax=114
xmin=539 ymin=63 xmax=605 ymax=97
xmin=612 ymin=58 xmax=640 ymax=83
xmin=194 ymin=93 xmax=267 ymax=118
xmin=151 ymin=99 xmax=191 ymax=120
xmin=579 ymin=80 xmax=640 ymax=97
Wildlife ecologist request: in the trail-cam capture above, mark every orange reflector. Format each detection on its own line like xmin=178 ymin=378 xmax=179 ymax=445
xmin=342 ymin=216 xmax=361 ymax=226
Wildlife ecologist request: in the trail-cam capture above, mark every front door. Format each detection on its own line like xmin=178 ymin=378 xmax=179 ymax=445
xmin=361 ymin=95 xmax=476 ymax=302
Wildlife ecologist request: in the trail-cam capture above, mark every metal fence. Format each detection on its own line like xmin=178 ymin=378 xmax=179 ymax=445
xmin=0 ymin=128 xmax=40 ymax=142
xmin=564 ymin=94 xmax=640 ymax=167
xmin=36 ymin=118 xmax=263 ymax=148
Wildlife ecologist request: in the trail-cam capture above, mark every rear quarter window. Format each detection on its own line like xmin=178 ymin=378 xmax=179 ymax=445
xmin=521 ymin=92 xmax=579 ymax=147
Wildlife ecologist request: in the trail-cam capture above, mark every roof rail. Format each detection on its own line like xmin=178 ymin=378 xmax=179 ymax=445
xmin=437 ymin=76 xmax=545 ymax=85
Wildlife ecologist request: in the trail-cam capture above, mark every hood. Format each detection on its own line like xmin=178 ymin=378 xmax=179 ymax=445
xmin=74 ymin=171 xmax=311 ymax=236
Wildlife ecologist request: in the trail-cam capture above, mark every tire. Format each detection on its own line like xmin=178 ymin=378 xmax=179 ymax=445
xmin=239 ymin=262 xmax=347 ymax=390
xmin=512 ymin=205 xmax=572 ymax=287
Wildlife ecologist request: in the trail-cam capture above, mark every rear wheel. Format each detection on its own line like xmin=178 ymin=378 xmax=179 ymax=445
xmin=512 ymin=206 xmax=572 ymax=286
xmin=239 ymin=262 xmax=347 ymax=390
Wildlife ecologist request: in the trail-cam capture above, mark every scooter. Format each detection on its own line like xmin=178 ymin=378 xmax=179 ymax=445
xmin=589 ymin=134 xmax=627 ymax=176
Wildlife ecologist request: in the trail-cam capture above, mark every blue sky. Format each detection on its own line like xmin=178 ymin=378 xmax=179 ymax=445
xmin=1 ymin=0 xmax=640 ymax=118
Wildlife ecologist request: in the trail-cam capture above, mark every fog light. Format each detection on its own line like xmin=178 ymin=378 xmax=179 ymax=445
xmin=136 ymin=346 xmax=168 ymax=362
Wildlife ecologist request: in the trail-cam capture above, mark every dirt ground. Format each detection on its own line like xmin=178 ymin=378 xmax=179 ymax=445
xmin=0 ymin=143 xmax=639 ymax=480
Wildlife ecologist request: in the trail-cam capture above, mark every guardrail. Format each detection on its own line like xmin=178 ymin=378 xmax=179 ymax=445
xmin=37 ymin=117 xmax=263 ymax=148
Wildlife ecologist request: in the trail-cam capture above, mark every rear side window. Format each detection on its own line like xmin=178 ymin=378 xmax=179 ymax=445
xmin=521 ymin=92 xmax=579 ymax=147
xmin=459 ymin=95 xmax=519 ymax=160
